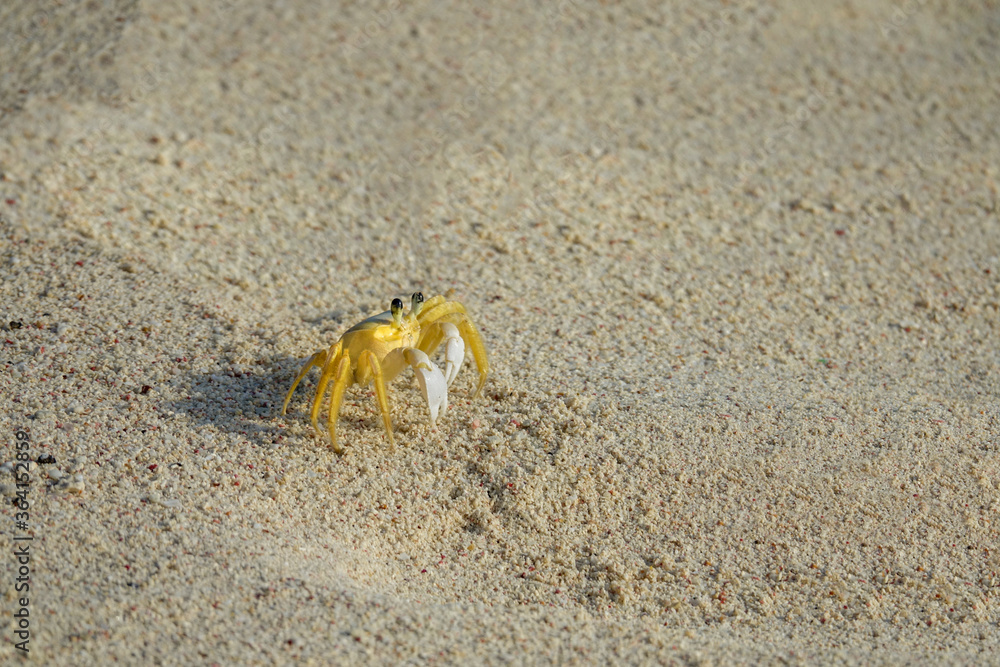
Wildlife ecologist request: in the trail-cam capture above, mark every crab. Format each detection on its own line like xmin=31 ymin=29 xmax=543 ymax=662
xmin=281 ymin=292 xmax=489 ymax=453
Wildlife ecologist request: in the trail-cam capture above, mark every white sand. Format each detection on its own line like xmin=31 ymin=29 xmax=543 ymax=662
xmin=2 ymin=0 xmax=999 ymax=663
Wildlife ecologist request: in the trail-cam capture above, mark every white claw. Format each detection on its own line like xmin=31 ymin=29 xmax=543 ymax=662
xmin=404 ymin=349 xmax=448 ymax=427
xmin=441 ymin=322 xmax=465 ymax=387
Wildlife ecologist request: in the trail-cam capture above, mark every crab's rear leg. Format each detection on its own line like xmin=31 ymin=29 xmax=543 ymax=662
xmin=419 ymin=294 xmax=447 ymax=313
xmin=457 ymin=319 xmax=490 ymax=398
xmin=282 ymin=341 xmax=342 ymax=415
xmin=307 ymin=343 xmax=344 ymax=430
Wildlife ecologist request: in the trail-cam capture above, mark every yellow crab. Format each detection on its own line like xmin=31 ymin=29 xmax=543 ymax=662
xmin=281 ymin=292 xmax=489 ymax=453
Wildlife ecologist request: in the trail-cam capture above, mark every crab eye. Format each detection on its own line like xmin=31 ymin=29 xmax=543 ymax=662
xmin=390 ymin=298 xmax=404 ymax=325
xmin=410 ymin=291 xmax=424 ymax=317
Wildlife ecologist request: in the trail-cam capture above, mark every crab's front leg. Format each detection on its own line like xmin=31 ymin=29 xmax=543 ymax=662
xmin=356 ymin=349 xmax=394 ymax=447
xmin=440 ymin=323 xmax=466 ymax=387
xmin=416 ymin=322 xmax=466 ymax=386
xmin=404 ymin=348 xmax=448 ymax=426
xmin=318 ymin=351 xmax=353 ymax=453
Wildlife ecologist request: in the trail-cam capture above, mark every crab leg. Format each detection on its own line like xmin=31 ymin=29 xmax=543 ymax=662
xmin=309 ymin=344 xmax=346 ymax=432
xmin=358 ymin=349 xmax=394 ymax=445
xmin=282 ymin=341 xmax=341 ymax=415
xmin=324 ymin=352 xmax=353 ymax=454
xmin=417 ymin=299 xmax=467 ymax=326
xmin=439 ymin=322 xmax=465 ymax=387
xmin=418 ymin=294 xmax=447 ymax=313
xmin=457 ymin=319 xmax=490 ymax=398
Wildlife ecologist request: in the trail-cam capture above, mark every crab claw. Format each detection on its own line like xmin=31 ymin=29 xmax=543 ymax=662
xmin=403 ymin=348 xmax=448 ymax=427
xmin=440 ymin=322 xmax=465 ymax=387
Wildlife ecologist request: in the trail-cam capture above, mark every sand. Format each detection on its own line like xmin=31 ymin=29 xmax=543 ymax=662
xmin=1 ymin=0 xmax=999 ymax=663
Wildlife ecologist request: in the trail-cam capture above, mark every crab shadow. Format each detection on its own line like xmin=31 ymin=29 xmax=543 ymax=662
xmin=162 ymin=352 xmax=426 ymax=447
xmin=160 ymin=353 xmax=307 ymax=445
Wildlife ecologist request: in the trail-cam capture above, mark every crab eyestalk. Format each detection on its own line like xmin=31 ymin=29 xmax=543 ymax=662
xmin=409 ymin=291 xmax=424 ymax=319
xmin=390 ymin=298 xmax=404 ymax=328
